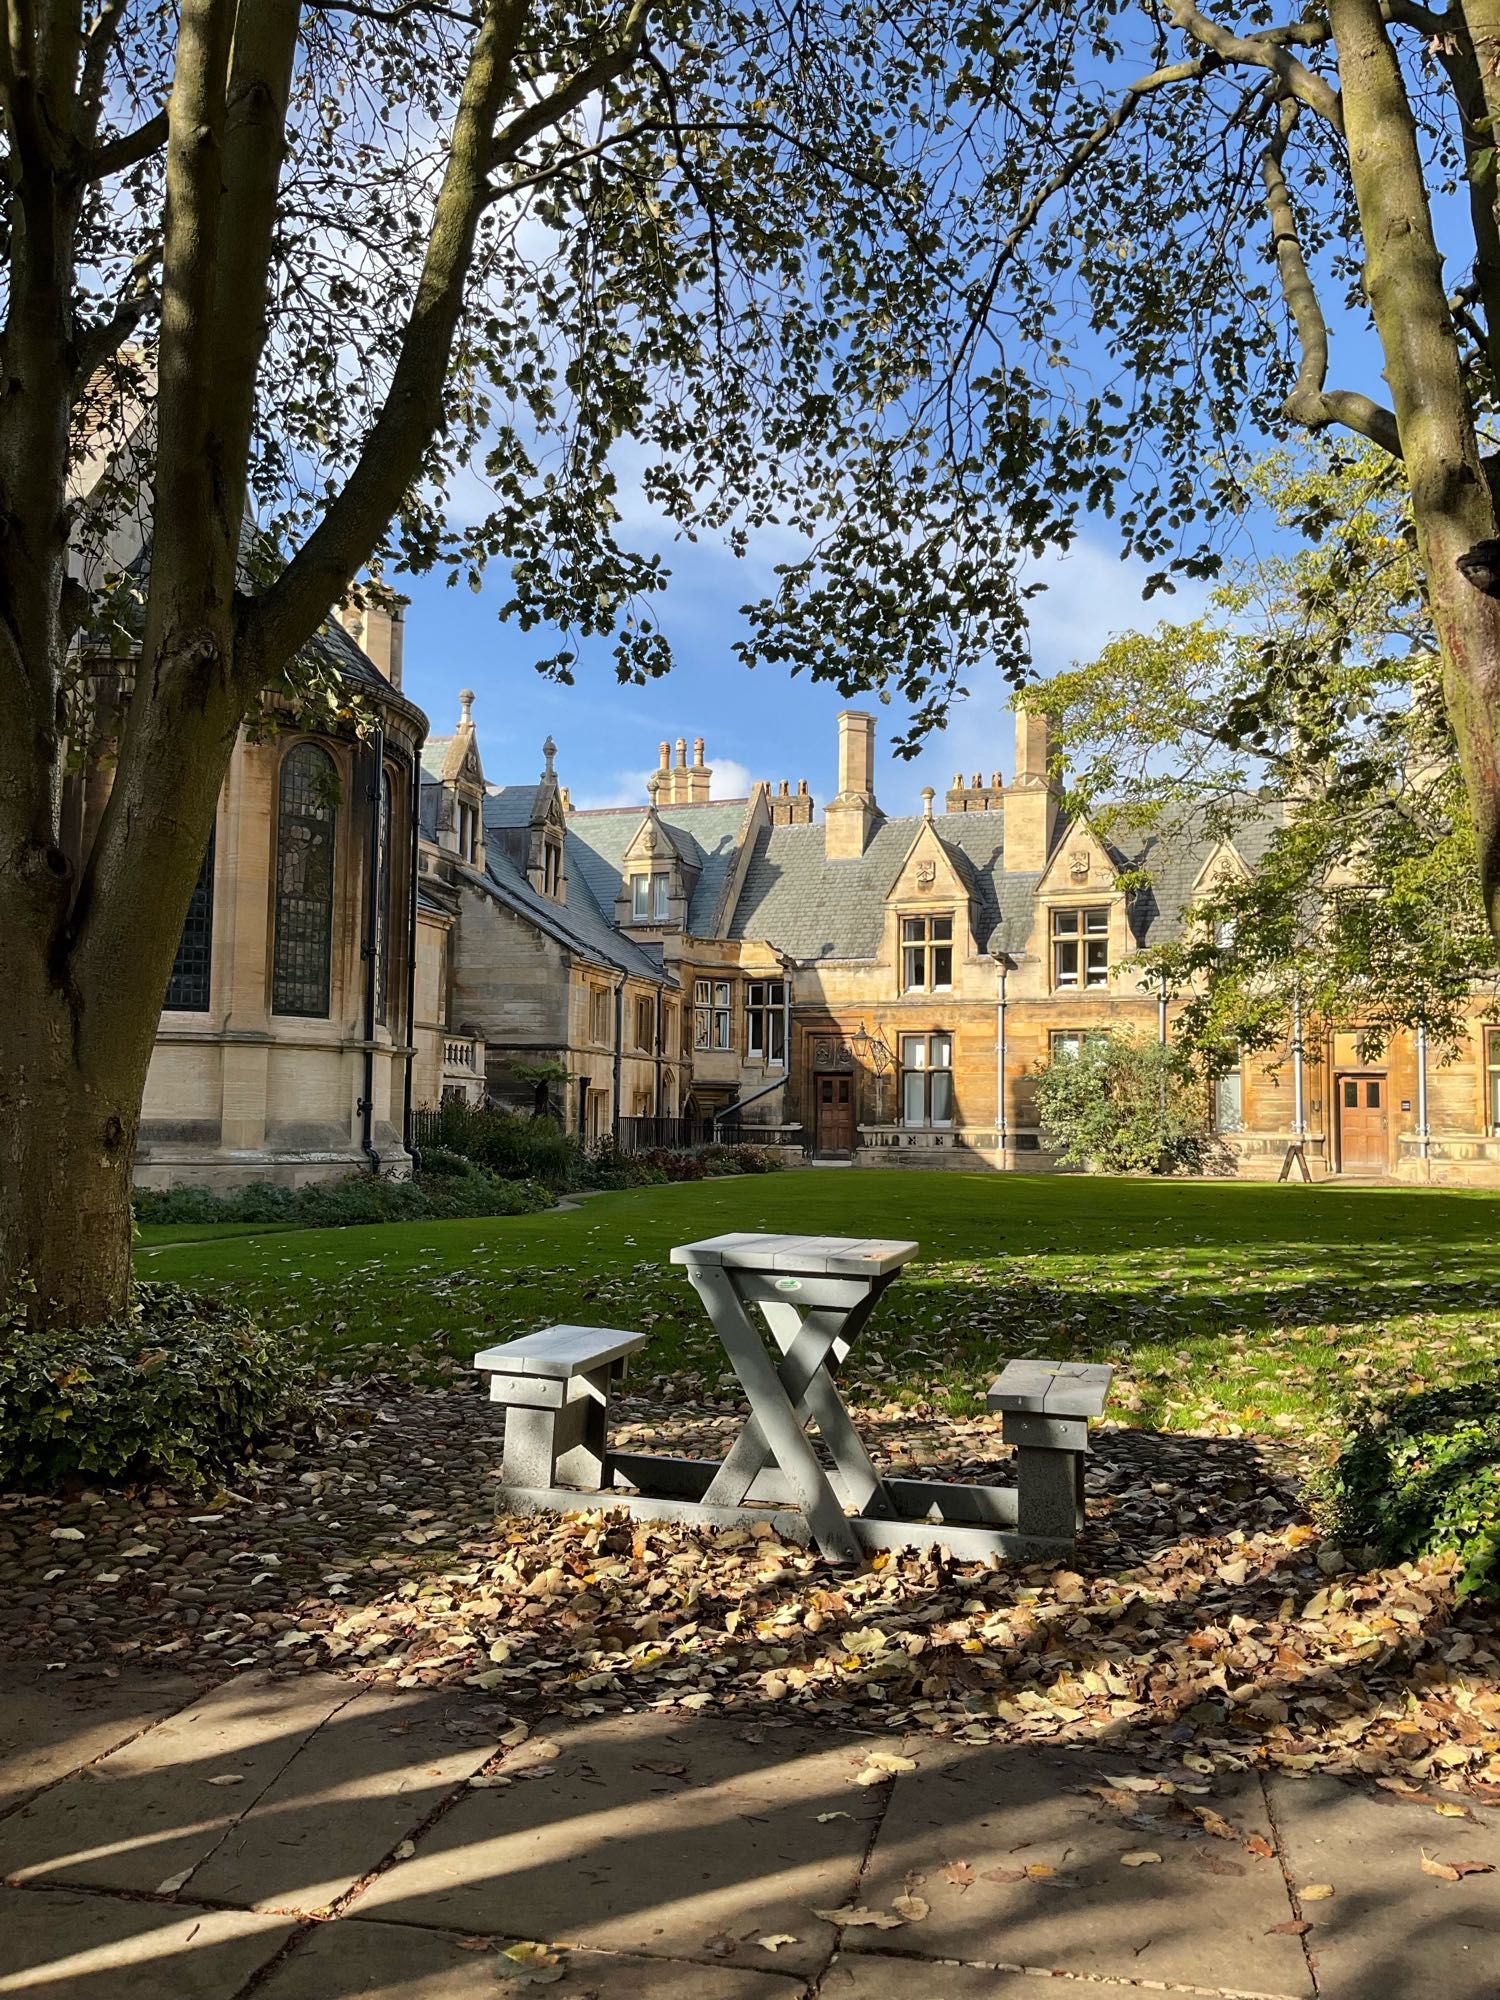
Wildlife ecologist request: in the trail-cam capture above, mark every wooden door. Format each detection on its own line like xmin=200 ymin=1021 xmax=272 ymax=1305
xmin=815 ymin=1073 xmax=855 ymax=1154
xmin=1338 ymin=1074 xmax=1389 ymax=1174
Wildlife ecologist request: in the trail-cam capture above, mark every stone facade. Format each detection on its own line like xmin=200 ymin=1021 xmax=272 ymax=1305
xmin=133 ymin=645 xmax=1500 ymax=1187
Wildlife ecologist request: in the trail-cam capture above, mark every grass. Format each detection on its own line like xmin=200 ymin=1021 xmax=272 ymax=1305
xmin=135 ymin=1170 xmax=1500 ymax=1441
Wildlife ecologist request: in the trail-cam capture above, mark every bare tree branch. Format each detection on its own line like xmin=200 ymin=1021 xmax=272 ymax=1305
xmin=1163 ymin=0 xmax=1345 ymax=132
xmin=1261 ymin=96 xmax=1403 ymax=455
xmin=83 ymin=108 xmax=168 ymax=180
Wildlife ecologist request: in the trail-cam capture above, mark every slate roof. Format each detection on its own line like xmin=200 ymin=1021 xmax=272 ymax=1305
xmin=483 ymin=784 xmax=544 ymax=830
xmin=727 ymin=799 xmax=1288 ymax=962
xmin=476 ymin=841 xmax=672 ymax=984
xmin=565 ymin=799 xmax=751 ymax=934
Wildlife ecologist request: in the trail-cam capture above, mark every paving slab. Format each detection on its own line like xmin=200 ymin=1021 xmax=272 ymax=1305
xmin=257 ymin=1919 xmax=806 ymax=1998
xmin=349 ymin=1711 xmax=884 ymax=1979
xmin=0 ymin=1884 xmax=292 ymax=2000
xmin=820 ymin=1959 xmax=1144 ymax=1997
xmin=0 ymin=1667 xmax=202 ymax=1817
xmin=847 ymin=1739 xmax=1312 ymax=1996
xmin=186 ymin=1682 xmax=499 ymax=1914
xmin=0 ymin=1670 xmax=355 ymax=1893
xmin=1268 ymin=1772 xmax=1500 ymax=2000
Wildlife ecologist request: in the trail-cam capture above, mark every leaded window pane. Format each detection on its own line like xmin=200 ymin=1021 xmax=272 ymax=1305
xmin=164 ymin=823 xmax=215 ymax=1012
xmin=273 ymin=743 xmax=338 ymax=1017
xmin=375 ymin=766 xmax=393 ymax=1026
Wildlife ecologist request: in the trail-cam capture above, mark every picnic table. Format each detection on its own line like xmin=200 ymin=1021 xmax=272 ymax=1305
xmin=475 ymin=1229 xmax=1112 ymax=1564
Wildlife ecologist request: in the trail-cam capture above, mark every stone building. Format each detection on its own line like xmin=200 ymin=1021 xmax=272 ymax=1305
xmin=131 ymin=636 xmax=1500 ymax=1187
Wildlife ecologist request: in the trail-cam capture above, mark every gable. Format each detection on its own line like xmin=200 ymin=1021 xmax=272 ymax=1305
xmin=1036 ymin=823 xmax=1117 ymax=898
xmin=885 ymin=821 xmax=972 ymax=909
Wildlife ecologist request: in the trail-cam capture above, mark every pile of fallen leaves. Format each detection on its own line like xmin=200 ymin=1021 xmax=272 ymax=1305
xmin=5 ymin=1384 xmax=1498 ymax=1794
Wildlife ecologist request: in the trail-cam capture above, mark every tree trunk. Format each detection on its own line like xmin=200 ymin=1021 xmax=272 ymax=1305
xmin=1330 ymin=0 xmax=1500 ymax=941
xmin=0 ymin=910 xmax=153 ymax=1329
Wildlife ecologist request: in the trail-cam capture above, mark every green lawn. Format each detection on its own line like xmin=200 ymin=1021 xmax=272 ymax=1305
xmin=136 ymin=1170 xmax=1500 ymax=1440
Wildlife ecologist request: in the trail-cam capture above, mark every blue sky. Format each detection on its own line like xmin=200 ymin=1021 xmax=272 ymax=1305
xmin=398 ymin=525 xmax=1214 ymax=820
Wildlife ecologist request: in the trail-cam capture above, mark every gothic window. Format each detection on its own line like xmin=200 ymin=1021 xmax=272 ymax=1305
xmin=746 ymin=980 xmax=786 ymax=1063
xmin=901 ymin=914 xmax=953 ymax=991
xmin=694 ymin=978 xmax=731 ymax=1050
xmin=632 ymin=871 xmax=670 ymax=920
xmin=374 ymin=765 xmax=393 ymax=1026
xmin=1051 ymin=906 xmax=1109 ymax=989
xmin=272 ymin=743 xmax=338 ymax=1017
xmin=164 ymin=822 xmax=215 ymax=1012
xmin=900 ymin=1032 xmax=954 ymax=1126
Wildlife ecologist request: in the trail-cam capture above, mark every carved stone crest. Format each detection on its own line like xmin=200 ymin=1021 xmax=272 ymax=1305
xmin=813 ymin=1039 xmax=853 ymax=1072
xmin=1068 ymin=849 xmax=1091 ymax=882
xmin=916 ymin=860 xmax=937 ymax=889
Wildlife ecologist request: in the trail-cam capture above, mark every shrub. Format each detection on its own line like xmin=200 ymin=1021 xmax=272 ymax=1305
xmin=132 ymin=1165 xmax=551 ymax=1230
xmin=419 ymin=1101 xmax=587 ymax=1191
xmin=1034 ymin=1033 xmax=1228 ymax=1176
xmin=0 ymin=1283 xmax=312 ymax=1491
xmin=1323 ymin=1377 xmax=1500 ymax=1599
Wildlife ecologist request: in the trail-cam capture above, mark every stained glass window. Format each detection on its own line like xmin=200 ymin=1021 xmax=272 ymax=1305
xmin=375 ymin=766 xmax=393 ymax=1025
xmin=164 ymin=823 xmax=215 ymax=1011
xmin=272 ymin=743 xmax=337 ymax=1017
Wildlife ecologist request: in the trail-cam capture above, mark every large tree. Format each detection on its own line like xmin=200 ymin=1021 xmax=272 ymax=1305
xmin=1030 ymin=445 xmax=1499 ymax=1065
xmin=0 ymin=0 xmax=1039 ymax=1328
xmin=955 ymin=0 xmax=1500 ymax=946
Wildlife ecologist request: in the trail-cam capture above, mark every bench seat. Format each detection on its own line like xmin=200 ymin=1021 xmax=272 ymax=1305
xmin=986 ymin=1358 xmax=1115 ymax=1544
xmin=475 ymin=1325 xmax=647 ymax=1493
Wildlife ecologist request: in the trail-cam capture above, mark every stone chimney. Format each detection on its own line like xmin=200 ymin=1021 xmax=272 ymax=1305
xmin=1003 ymin=702 xmax=1059 ymax=871
xmin=945 ymin=769 xmax=1005 ymax=814
xmin=767 ymin=777 xmax=814 ymax=826
xmin=824 ymin=709 xmax=882 ymax=859
xmin=688 ymin=736 xmax=712 ymax=804
xmin=337 ymin=592 xmax=406 ymax=689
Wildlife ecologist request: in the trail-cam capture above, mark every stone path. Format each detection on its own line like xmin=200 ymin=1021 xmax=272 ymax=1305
xmin=2 ymin=1666 xmax=1497 ymax=1999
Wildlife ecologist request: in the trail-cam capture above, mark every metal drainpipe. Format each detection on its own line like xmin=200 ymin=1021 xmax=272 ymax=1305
xmin=612 ymin=979 xmax=624 ymax=1138
xmin=402 ymin=742 xmax=420 ymax=1161
xmin=1417 ymin=1017 xmax=1431 ymax=1165
xmin=1158 ymin=971 xmax=1168 ymax=1045
xmin=654 ymin=983 xmax=665 ymax=1128
xmin=996 ymin=962 xmax=1008 ymax=1160
xmin=1291 ymin=984 xmax=1307 ymax=1139
xmin=359 ymin=723 xmax=386 ymax=1171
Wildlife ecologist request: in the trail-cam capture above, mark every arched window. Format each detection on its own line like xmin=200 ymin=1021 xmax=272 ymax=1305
xmin=164 ymin=822 xmax=215 ymax=1012
xmin=272 ymin=743 xmax=338 ymax=1017
xmin=375 ymin=765 xmax=394 ymax=1025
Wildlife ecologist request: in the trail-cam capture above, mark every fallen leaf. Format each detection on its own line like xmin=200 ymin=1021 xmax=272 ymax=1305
xmin=1300 ymin=1883 xmax=1334 ymax=1901
xmin=49 ymin=1528 xmax=85 ymax=1542
xmin=637 ymin=1760 xmax=687 ymax=1779
xmin=496 ymin=1942 xmax=565 ymax=1986
xmin=757 ymin=1935 xmax=798 ymax=1953
xmin=943 ymin=1860 xmax=977 ymax=1888
xmin=1246 ymin=1834 xmax=1275 ymax=1859
xmin=817 ymin=1811 xmax=853 ymax=1823
xmin=205 ymin=1774 xmax=245 ymax=1787
xmin=156 ymin=1868 xmax=194 ymax=1895
xmin=1269 ymin=1919 xmax=1313 ymax=1937
xmin=981 ymin=1866 xmax=1026 ymax=1884
xmin=392 ymin=1840 xmax=416 ymax=1861
xmin=1434 ymin=1802 xmax=1470 ymax=1818
xmin=892 ymin=1894 xmax=929 ymax=1920
xmin=813 ymin=1906 xmax=905 ymax=1929
xmin=1120 ymin=1850 xmax=1162 ymax=1867
xmin=1421 ymin=1852 xmax=1495 ymax=1882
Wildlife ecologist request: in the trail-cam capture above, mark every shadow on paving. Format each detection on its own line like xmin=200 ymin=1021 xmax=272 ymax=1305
xmin=0 ymin=1670 xmax=1497 ymax=1998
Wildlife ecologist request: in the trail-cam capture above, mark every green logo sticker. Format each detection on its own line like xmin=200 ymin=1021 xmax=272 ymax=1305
xmin=775 ymin=1277 xmax=802 ymax=1291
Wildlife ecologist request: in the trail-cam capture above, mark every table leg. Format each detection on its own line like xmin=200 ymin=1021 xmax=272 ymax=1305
xmin=684 ymin=1266 xmax=864 ymax=1563
xmin=758 ymin=1301 xmax=896 ymax=1518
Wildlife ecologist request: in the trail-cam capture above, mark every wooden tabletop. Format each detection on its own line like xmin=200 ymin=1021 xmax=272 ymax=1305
xmin=670 ymin=1231 xmax=918 ymax=1277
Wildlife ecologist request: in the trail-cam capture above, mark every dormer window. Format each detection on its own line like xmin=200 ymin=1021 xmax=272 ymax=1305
xmin=1052 ymin=907 xmax=1109 ymax=989
xmin=456 ymin=799 xmax=481 ymax=865
xmin=543 ymin=837 xmax=562 ymax=899
xmin=632 ymin=871 xmax=670 ymax=921
xmin=901 ymin=914 xmax=953 ymax=992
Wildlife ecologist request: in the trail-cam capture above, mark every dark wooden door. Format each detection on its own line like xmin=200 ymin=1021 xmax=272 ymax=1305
xmin=1338 ymin=1074 xmax=1389 ymax=1174
xmin=815 ymin=1073 xmax=855 ymax=1153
